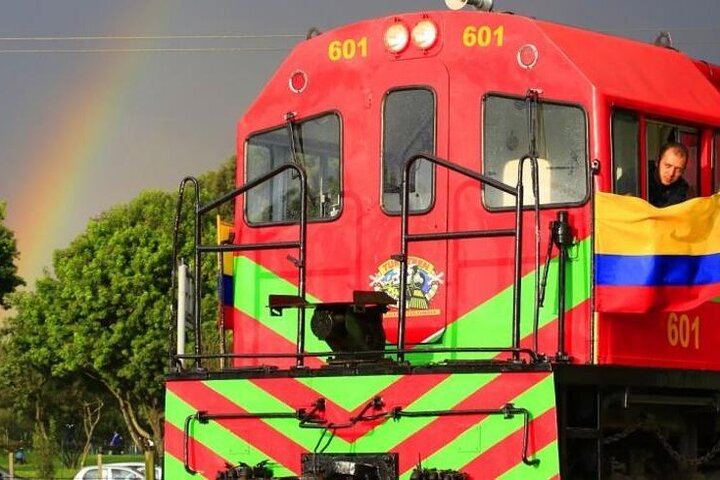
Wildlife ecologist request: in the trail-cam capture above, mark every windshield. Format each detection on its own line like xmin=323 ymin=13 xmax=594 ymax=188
xmin=245 ymin=113 xmax=341 ymax=224
xmin=483 ymin=95 xmax=587 ymax=208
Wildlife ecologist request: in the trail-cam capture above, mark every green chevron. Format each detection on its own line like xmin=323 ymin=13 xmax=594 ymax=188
xmin=167 ymin=371 xmax=557 ymax=479
xmin=398 ymin=374 xmax=556 ymax=479
xmin=233 ymin=256 xmax=325 ymax=351
xmin=165 ymin=389 xmax=296 ymax=476
xmin=498 ymin=441 xmax=560 ymax=479
xmin=232 ymin=238 xmax=590 ymax=363
xmin=202 ymin=373 xmax=551 ymax=469
xmin=206 ymin=373 xmax=502 ymax=452
xmin=413 ymin=237 xmax=591 ymax=363
xmin=296 ymin=375 xmax=402 ymax=411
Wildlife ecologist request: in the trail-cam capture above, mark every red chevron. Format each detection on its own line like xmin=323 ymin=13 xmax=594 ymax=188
xmin=252 ymin=373 xmax=450 ymax=442
xmin=242 ymin=306 xmax=579 ymax=444
xmin=168 ymin=380 xmax=303 ymax=473
xmin=165 ymin=420 xmax=223 ymax=479
xmin=459 ymin=407 xmax=558 ymax=479
xmin=233 ymin=307 xmax=325 ymax=368
xmin=177 ymin=302 xmax=576 ymax=476
xmin=395 ymin=371 xmax=552 ymax=473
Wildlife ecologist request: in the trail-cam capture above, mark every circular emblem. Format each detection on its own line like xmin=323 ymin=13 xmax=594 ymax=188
xmin=369 ymin=256 xmax=444 ymax=311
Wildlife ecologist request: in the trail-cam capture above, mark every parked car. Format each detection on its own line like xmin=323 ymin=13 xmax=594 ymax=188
xmin=73 ymin=462 xmax=161 ymax=480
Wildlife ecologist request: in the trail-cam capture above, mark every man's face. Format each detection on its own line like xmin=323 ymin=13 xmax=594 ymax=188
xmin=657 ymin=148 xmax=687 ymax=186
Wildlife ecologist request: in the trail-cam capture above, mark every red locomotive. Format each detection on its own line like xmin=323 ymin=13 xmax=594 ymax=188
xmin=167 ymin=1 xmax=720 ymax=478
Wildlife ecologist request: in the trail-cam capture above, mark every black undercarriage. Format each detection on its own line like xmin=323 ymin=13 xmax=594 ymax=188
xmin=556 ymin=365 xmax=720 ymax=479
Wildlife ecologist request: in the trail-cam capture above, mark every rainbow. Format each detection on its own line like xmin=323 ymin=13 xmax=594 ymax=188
xmin=8 ymin=4 xmax=167 ymax=284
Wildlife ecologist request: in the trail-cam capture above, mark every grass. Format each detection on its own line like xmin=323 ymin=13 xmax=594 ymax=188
xmin=0 ymin=451 xmax=146 ymax=479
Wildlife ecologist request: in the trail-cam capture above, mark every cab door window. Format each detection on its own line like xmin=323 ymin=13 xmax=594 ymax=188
xmin=381 ymin=88 xmax=435 ymax=213
xmin=483 ymin=94 xmax=587 ymax=208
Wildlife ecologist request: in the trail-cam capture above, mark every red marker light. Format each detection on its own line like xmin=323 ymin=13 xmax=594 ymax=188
xmin=289 ymin=70 xmax=308 ymax=93
xmin=517 ymin=44 xmax=539 ymax=69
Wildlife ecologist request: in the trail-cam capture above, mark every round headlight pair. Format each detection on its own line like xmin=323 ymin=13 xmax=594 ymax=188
xmin=384 ymin=19 xmax=438 ymax=54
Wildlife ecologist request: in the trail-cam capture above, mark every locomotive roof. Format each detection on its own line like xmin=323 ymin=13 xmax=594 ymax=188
xmin=533 ymin=17 xmax=720 ymax=124
xmin=241 ymin=9 xmax=720 ymax=129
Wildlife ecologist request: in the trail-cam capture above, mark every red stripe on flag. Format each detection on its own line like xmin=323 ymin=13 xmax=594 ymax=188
xmin=221 ymin=305 xmax=234 ymax=330
xmin=596 ymin=284 xmax=720 ymax=313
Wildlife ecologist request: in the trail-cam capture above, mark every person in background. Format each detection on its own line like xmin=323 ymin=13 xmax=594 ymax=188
xmin=109 ymin=431 xmax=123 ymax=454
xmin=14 ymin=448 xmax=25 ymax=464
xmin=649 ymin=142 xmax=689 ymax=207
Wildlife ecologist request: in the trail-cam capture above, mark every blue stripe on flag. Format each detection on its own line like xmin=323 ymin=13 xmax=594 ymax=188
xmin=596 ymin=253 xmax=720 ymax=286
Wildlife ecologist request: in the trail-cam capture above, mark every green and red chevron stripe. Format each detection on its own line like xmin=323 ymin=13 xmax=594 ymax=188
xmin=165 ymin=371 xmax=559 ymax=479
xmin=163 ymin=239 xmax=590 ymax=478
xmin=228 ymin=238 xmax=592 ymax=365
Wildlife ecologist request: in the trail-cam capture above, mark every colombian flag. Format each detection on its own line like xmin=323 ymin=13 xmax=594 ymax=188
xmin=217 ymin=216 xmax=234 ymax=328
xmin=595 ymin=192 xmax=720 ymax=313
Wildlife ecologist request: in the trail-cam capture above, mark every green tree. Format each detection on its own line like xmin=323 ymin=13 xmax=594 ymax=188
xmin=0 ymin=277 xmax=108 ymax=471
xmin=199 ymin=156 xmax=236 ymax=221
xmin=0 ymin=158 xmax=237 ymax=461
xmin=48 ymin=190 xmax=178 ymax=456
xmin=0 ymin=201 xmax=24 ymax=307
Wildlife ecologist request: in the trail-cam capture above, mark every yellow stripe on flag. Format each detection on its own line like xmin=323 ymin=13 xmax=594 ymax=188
xmin=595 ymin=192 xmax=720 ymax=256
xmin=216 ymin=216 xmax=234 ymax=275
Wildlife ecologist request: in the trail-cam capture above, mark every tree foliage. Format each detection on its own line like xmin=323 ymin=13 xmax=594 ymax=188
xmin=1 ymin=157 xmax=237 ymax=459
xmin=0 ymin=201 xmax=24 ymax=307
xmin=49 ymin=190 xmax=176 ymax=452
xmin=0 ymin=276 xmax=107 ymax=469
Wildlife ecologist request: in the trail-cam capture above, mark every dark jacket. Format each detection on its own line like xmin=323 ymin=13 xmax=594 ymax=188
xmin=648 ymin=164 xmax=688 ymax=207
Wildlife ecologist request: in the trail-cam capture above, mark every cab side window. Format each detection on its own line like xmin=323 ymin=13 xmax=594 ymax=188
xmin=612 ymin=111 xmax=639 ymax=196
xmin=611 ymin=110 xmax=700 ymax=202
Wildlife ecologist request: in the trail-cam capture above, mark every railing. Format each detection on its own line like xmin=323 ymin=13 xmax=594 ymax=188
xmin=170 ymin=153 xmax=545 ymax=370
xmin=170 ymin=163 xmax=309 ymax=370
xmin=395 ymin=152 xmax=542 ymax=363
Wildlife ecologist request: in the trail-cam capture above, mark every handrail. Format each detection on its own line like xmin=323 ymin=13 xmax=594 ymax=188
xmin=182 ymin=399 xmax=539 ymax=472
xmin=170 ymin=176 xmax=200 ymax=372
xmin=171 ymin=162 xmax=308 ymax=370
xmin=172 ymin=346 xmax=540 ymax=364
xmin=396 ymin=153 xmax=541 ymax=363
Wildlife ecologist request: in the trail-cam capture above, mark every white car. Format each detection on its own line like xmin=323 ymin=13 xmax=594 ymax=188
xmin=73 ymin=462 xmax=162 ymax=480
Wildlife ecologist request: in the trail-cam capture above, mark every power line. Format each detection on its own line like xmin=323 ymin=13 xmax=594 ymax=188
xmin=0 ymin=33 xmax=303 ymax=54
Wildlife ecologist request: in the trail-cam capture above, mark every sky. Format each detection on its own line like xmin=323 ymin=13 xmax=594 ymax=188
xmin=1 ymin=0 xmax=719 ymax=287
